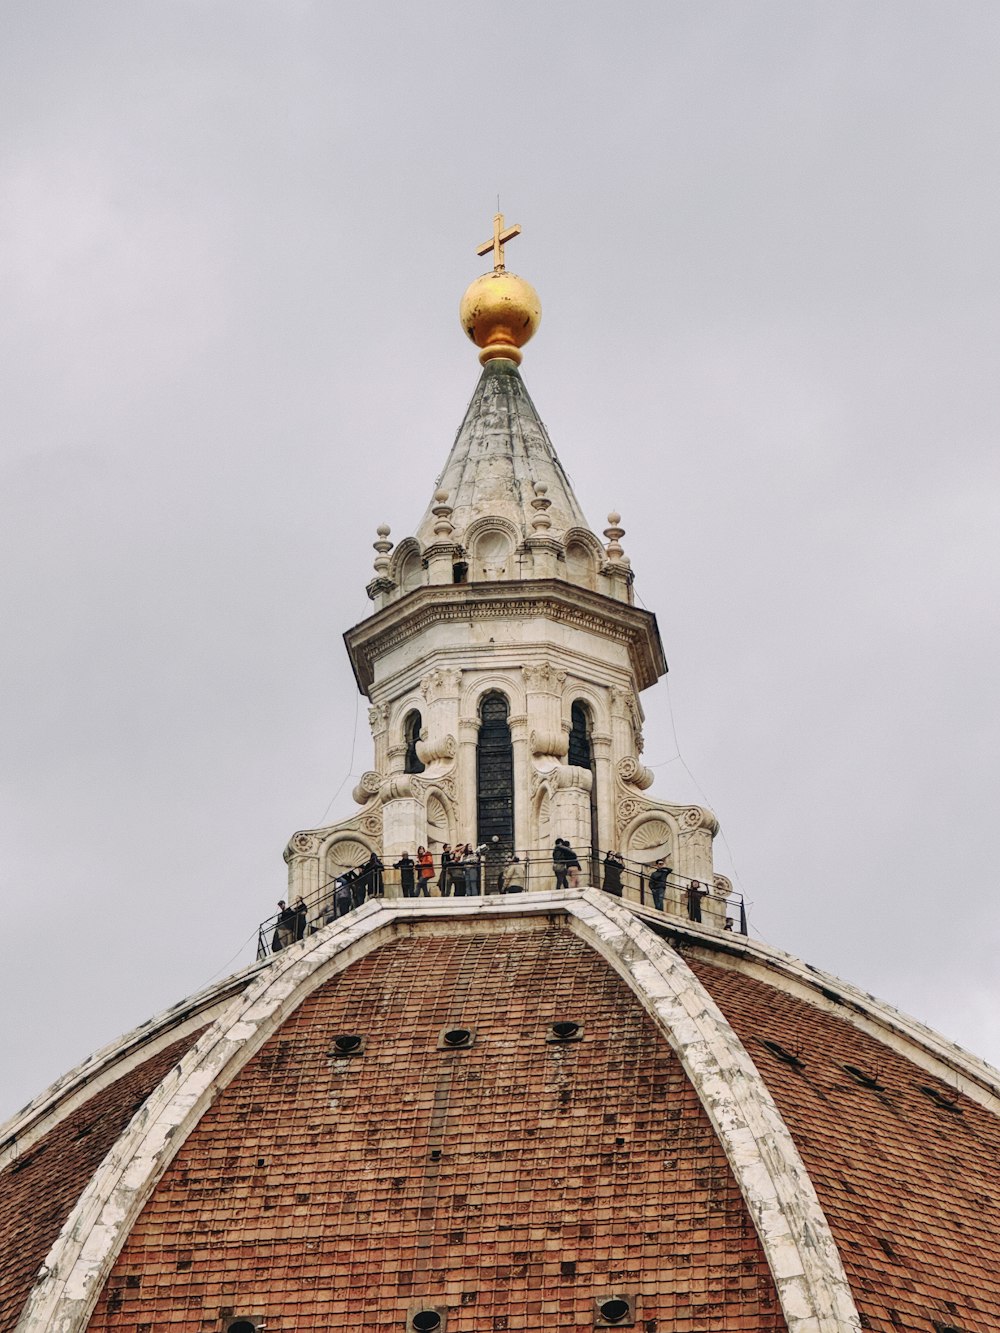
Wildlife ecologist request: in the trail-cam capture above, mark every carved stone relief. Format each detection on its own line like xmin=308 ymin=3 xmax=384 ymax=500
xmin=368 ymin=703 xmax=390 ymax=735
xmin=420 ymin=667 xmax=462 ymax=702
xmin=522 ymin=662 xmax=567 ymax=693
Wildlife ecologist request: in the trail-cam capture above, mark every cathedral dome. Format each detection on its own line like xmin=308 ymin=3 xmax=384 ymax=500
xmin=4 ymin=891 xmax=1000 ymax=1333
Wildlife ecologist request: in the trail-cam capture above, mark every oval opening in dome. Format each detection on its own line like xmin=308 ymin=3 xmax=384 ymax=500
xmin=333 ymin=1034 xmax=363 ymax=1054
xmin=443 ymin=1028 xmax=471 ymax=1047
xmin=599 ymin=1298 xmax=630 ymax=1324
xmin=411 ymin=1312 xmax=441 ymax=1332
xmin=228 ymin=1321 xmax=257 ymax=1333
xmin=551 ymin=1021 xmax=580 ymax=1040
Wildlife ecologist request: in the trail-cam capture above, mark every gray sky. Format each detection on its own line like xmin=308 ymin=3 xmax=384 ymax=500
xmin=2 ymin=2 xmax=998 ymax=1120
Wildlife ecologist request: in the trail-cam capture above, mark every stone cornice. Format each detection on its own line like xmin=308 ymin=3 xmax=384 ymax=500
xmin=344 ymin=579 xmax=668 ymax=695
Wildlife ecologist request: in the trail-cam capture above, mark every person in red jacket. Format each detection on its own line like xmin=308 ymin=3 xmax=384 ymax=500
xmin=416 ymin=845 xmax=434 ymax=897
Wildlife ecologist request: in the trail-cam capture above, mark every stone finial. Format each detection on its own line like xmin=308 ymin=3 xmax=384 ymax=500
xmin=530 ymin=481 xmax=553 ymax=532
xmin=431 ymin=489 xmax=454 ymax=540
xmin=372 ymin=523 xmax=394 ymax=578
xmin=603 ymin=511 xmax=627 ymax=562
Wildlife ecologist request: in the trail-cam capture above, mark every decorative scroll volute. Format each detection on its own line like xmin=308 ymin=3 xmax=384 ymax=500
xmin=415 ymin=733 xmax=457 ymax=766
xmin=352 ymin=771 xmax=383 ymax=805
xmin=617 ymin=755 xmax=654 ymax=790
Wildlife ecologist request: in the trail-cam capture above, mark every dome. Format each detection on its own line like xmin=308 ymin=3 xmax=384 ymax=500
xmin=4 ymin=889 xmax=1000 ymax=1333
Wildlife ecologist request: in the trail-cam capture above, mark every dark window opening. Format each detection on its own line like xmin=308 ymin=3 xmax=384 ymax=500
xmin=404 ymin=710 xmax=425 ymax=775
xmin=568 ymin=700 xmax=599 ymax=881
xmin=453 ymin=561 xmax=468 ymax=584
xmin=477 ymin=692 xmax=514 ymax=880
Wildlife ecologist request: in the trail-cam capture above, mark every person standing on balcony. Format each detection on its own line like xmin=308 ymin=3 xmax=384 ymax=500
xmin=602 ymin=851 xmax=624 ymax=897
xmin=292 ymin=897 xmax=308 ymax=940
xmin=552 ymin=839 xmax=570 ymax=889
xmin=438 ymin=844 xmax=454 ymax=896
xmin=648 ymin=859 xmax=670 ymax=912
xmin=416 ymin=846 xmax=434 ymax=896
xmin=394 ymin=852 xmax=416 ymax=897
xmin=272 ymin=900 xmax=297 ymax=951
xmin=687 ymin=879 xmax=707 ymax=923
xmin=462 ymin=843 xmax=480 ymax=896
xmin=564 ymin=840 xmax=582 ymax=888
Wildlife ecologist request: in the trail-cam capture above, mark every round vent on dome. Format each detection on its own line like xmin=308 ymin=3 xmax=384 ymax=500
xmin=331 ymin=1033 xmax=365 ymax=1056
xmin=408 ymin=1308 xmax=446 ymax=1332
xmin=596 ymin=1295 xmax=634 ymax=1326
xmin=548 ymin=1020 xmax=583 ymax=1042
xmin=438 ymin=1027 xmax=474 ymax=1049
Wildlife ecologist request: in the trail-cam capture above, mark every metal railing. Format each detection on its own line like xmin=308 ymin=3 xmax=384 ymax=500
xmin=257 ymin=848 xmax=747 ymax=960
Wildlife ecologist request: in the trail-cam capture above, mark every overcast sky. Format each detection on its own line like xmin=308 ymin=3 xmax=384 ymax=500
xmin=2 ymin=2 xmax=998 ymax=1120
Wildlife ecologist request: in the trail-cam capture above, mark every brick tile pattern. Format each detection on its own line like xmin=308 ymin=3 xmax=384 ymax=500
xmin=690 ymin=957 xmax=1000 ymax=1333
xmin=0 ymin=1031 xmax=204 ymax=1333
xmin=89 ymin=929 xmax=784 ymax=1332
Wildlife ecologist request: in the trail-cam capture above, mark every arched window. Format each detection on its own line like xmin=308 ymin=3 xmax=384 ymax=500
xmin=568 ymin=701 xmax=592 ymax=769
xmin=476 ymin=692 xmax=514 ymax=877
xmin=403 ymin=710 xmax=425 ymax=774
xmin=568 ymin=700 xmax=599 ymax=877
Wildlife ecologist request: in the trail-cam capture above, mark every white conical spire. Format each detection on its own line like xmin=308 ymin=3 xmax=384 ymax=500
xmin=414 ymin=358 xmax=591 ymax=549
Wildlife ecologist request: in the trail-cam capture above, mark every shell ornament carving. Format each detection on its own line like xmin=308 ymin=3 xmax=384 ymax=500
xmin=326 ymin=839 xmax=372 ymax=875
xmin=630 ymin=819 xmax=672 ymax=851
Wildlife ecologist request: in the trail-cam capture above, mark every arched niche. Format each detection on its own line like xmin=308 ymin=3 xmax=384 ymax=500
xmin=391 ymin=538 xmax=423 ymax=595
xmin=466 ymin=517 xmax=520 ymax=582
xmin=563 ymin=527 xmax=604 ymax=591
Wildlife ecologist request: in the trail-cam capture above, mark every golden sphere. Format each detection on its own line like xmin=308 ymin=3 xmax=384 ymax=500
xmin=459 ymin=271 xmax=541 ymax=366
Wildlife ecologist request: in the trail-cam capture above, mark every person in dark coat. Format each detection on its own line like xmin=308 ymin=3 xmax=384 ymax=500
xmin=602 ymin=851 xmax=624 ymax=897
xmin=438 ymin=844 xmax=454 ymax=897
xmin=394 ymin=852 xmax=416 ymax=898
xmin=358 ymin=852 xmax=384 ymax=901
xmin=552 ymin=839 xmax=570 ymax=889
xmin=687 ymin=879 xmax=707 ymax=923
xmin=272 ymin=900 xmax=296 ymax=951
xmin=351 ymin=862 xmax=368 ymax=909
xmin=292 ymin=896 xmax=308 ymax=940
xmin=648 ymin=859 xmax=670 ymax=912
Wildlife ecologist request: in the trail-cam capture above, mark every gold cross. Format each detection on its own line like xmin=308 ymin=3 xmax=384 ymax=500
xmin=476 ymin=212 xmax=522 ymax=272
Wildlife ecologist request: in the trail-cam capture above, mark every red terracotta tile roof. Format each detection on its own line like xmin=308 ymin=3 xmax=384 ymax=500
xmin=0 ymin=1030 xmax=205 ymax=1333
xmin=690 ymin=955 xmax=1000 ymax=1333
xmin=89 ymin=928 xmax=784 ymax=1331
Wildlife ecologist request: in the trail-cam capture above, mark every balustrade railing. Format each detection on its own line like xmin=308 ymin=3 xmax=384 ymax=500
xmin=257 ymin=848 xmax=747 ymax=959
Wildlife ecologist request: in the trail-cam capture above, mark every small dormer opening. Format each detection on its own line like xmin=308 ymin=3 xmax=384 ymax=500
xmin=452 ymin=560 xmax=468 ymax=584
xmin=404 ymin=710 xmax=425 ymax=775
